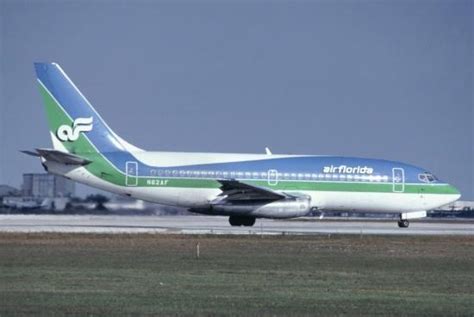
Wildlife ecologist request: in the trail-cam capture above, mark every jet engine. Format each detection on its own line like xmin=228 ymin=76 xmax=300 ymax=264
xmin=209 ymin=194 xmax=312 ymax=218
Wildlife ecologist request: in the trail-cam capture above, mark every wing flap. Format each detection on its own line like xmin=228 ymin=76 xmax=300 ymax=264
xmin=216 ymin=179 xmax=286 ymax=202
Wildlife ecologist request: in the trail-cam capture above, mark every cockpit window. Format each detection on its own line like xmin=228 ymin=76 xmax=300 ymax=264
xmin=418 ymin=172 xmax=438 ymax=183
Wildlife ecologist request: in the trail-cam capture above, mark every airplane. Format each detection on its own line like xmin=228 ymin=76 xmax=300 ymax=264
xmin=24 ymin=62 xmax=461 ymax=228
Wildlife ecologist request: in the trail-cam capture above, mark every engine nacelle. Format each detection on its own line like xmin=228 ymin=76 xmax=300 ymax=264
xmin=210 ymin=195 xmax=312 ymax=219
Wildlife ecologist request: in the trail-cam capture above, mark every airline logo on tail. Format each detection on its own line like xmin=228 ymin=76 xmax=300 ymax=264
xmin=56 ymin=117 xmax=94 ymax=142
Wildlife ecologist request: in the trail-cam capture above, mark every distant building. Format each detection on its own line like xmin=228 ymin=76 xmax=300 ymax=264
xmin=22 ymin=173 xmax=75 ymax=198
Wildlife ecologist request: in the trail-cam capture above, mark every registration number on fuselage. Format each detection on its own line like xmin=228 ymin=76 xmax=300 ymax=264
xmin=146 ymin=179 xmax=169 ymax=186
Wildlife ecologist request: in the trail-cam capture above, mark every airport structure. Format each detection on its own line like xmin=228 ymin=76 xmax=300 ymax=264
xmin=22 ymin=173 xmax=75 ymax=198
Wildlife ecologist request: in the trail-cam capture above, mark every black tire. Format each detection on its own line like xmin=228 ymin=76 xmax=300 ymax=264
xmin=229 ymin=216 xmax=239 ymax=226
xmin=243 ymin=217 xmax=256 ymax=227
xmin=398 ymin=220 xmax=409 ymax=228
xmin=229 ymin=216 xmax=255 ymax=227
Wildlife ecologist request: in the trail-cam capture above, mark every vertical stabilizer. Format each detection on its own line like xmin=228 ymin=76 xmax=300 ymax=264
xmin=34 ymin=62 xmax=143 ymax=154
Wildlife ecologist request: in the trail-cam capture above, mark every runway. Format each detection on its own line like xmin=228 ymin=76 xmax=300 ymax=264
xmin=0 ymin=215 xmax=473 ymax=235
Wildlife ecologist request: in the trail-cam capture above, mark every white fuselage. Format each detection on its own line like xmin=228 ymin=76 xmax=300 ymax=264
xmin=44 ymin=151 xmax=460 ymax=216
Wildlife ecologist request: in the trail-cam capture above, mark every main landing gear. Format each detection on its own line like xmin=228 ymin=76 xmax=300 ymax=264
xmin=397 ymin=219 xmax=409 ymax=228
xmin=229 ymin=216 xmax=256 ymax=227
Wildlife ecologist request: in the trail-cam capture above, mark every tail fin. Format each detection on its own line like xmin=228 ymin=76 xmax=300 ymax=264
xmin=34 ymin=62 xmax=142 ymax=154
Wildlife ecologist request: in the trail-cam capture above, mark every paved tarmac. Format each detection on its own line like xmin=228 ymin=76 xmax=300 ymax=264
xmin=0 ymin=215 xmax=473 ymax=235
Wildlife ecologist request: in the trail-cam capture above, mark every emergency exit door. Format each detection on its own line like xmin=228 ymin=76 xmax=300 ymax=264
xmin=268 ymin=169 xmax=278 ymax=186
xmin=126 ymin=161 xmax=138 ymax=186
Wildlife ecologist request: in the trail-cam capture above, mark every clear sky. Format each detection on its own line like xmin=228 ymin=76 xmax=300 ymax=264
xmin=0 ymin=0 xmax=473 ymax=199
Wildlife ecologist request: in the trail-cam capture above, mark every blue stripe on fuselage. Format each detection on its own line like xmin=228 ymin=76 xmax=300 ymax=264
xmin=106 ymin=153 xmax=433 ymax=184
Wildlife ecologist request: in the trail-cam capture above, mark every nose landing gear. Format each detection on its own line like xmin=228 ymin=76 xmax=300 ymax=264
xmin=397 ymin=219 xmax=409 ymax=228
xmin=397 ymin=211 xmax=426 ymax=228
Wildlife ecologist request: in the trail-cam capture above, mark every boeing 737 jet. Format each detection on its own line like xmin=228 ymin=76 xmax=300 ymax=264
xmin=25 ymin=63 xmax=461 ymax=228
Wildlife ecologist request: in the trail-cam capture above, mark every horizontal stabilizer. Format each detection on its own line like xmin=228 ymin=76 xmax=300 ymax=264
xmin=21 ymin=150 xmax=40 ymax=157
xmin=21 ymin=148 xmax=92 ymax=165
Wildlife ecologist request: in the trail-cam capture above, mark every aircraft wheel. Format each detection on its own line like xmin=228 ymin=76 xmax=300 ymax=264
xmin=229 ymin=216 xmax=240 ymax=226
xmin=398 ymin=219 xmax=409 ymax=228
xmin=243 ymin=217 xmax=256 ymax=227
xmin=229 ymin=216 xmax=255 ymax=227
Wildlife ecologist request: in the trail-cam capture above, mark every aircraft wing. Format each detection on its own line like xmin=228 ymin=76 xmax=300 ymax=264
xmin=216 ymin=179 xmax=286 ymax=202
xmin=21 ymin=148 xmax=92 ymax=165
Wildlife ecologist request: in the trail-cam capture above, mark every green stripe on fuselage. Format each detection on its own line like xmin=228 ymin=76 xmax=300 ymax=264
xmin=138 ymin=178 xmax=458 ymax=195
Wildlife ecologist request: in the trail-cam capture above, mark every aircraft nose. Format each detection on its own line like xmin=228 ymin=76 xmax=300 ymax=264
xmin=449 ymin=184 xmax=461 ymax=201
xmin=452 ymin=184 xmax=460 ymax=195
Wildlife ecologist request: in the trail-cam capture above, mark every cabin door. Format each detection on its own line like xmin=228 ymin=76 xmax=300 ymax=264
xmin=392 ymin=168 xmax=405 ymax=193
